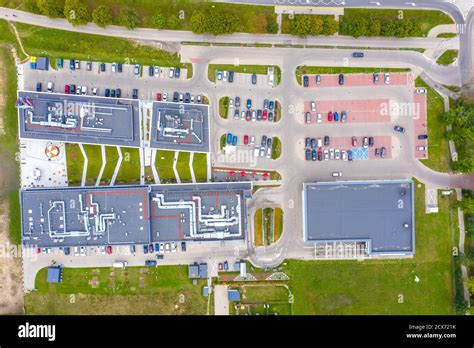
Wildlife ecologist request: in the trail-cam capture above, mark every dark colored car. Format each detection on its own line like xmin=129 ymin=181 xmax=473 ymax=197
xmin=369 ymin=137 xmax=374 ymax=147
xmin=333 ymin=111 xmax=339 ymax=122
xmin=70 ymin=84 xmax=76 ymax=94
xmin=143 ymin=244 xmax=149 ymax=254
xmin=184 ymin=93 xmax=191 ymax=103
xmin=373 ymin=73 xmax=379 ymax=84
xmin=132 ymin=89 xmax=138 ymax=99
xmin=155 ymin=244 xmax=160 ymax=253
xmin=64 ymin=246 xmax=70 ymax=255
xmin=36 ymin=82 xmax=42 ymax=92
xmin=234 ymin=109 xmax=239 ymax=118
xmin=352 ymin=52 xmax=364 ymax=58
xmin=380 ymin=147 xmax=386 ymax=158
xmin=418 ymin=134 xmax=428 ymax=139
xmin=228 ymin=71 xmax=234 ymax=83
xmin=266 ymin=137 xmax=272 ymax=147
xmin=181 ymin=242 xmax=186 ymax=252
xmin=317 ymin=150 xmax=323 ymax=161
xmin=257 ymin=109 xmax=262 ymax=121
xmin=316 ymin=75 xmax=321 ymax=85
xmin=305 ymin=149 xmax=311 ymax=161
xmin=311 ymin=138 xmax=316 ymax=149
xmin=174 ymin=67 xmax=181 ymax=78
xmin=268 ymin=112 xmax=273 ymax=122
xmin=261 ymin=135 xmax=267 ymax=147
xmin=232 ymin=136 xmax=238 ymax=146
xmin=173 ymin=92 xmax=179 ymax=102
xmin=145 ymin=260 xmax=157 ymax=266
xmin=110 ymin=89 xmax=116 ymax=98
xmin=247 ymin=99 xmax=252 ymax=109
xmin=312 ymin=149 xmax=317 ymax=161
xmin=303 ymin=75 xmax=309 ymax=87
xmin=149 ymin=66 xmax=154 ymax=76
xmin=341 ymin=111 xmax=347 ymax=123
xmin=263 ymin=99 xmax=269 ymax=109
xmin=100 ymin=63 xmax=106 ymax=72
xmin=224 ymin=261 xmax=228 ymax=271
xmin=305 ymin=137 xmax=311 ymax=148
xmin=116 ymin=88 xmax=121 ymax=98
xmin=348 ymin=149 xmax=353 ymax=161
xmin=105 ymin=88 xmax=110 ymax=97
xmin=251 ymin=73 xmax=257 ymax=85
xmin=246 ymin=110 xmax=251 ymax=122
xmin=324 ymin=136 xmax=330 ymax=147
xmin=338 ymin=74 xmax=344 ymax=85
xmin=117 ymin=63 xmax=123 ymax=72
xmin=156 ymin=255 xmax=164 ymax=260
xmin=269 ymin=101 xmax=274 ymax=110
xmin=69 ymin=59 xmax=75 ymax=70
xmin=394 ymin=125 xmax=406 ymax=133
xmin=235 ymin=97 xmax=240 ymax=107
xmin=148 ymin=243 xmax=154 ymax=253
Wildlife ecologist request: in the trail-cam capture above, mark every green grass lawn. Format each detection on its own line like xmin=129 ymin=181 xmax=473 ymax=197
xmin=83 ymin=144 xmax=102 ymax=186
xmin=155 ymin=150 xmax=176 ymax=183
xmin=220 ymin=134 xmax=226 ymax=151
xmin=296 ymin=66 xmax=410 ymax=85
xmin=416 ymin=78 xmax=451 ymax=172
xmin=340 ymin=9 xmax=453 ymax=37
xmin=100 ymin=146 xmax=119 ymax=185
xmin=437 ymin=33 xmax=457 ymax=38
xmin=219 ymin=97 xmax=229 ymax=119
xmin=65 ymin=144 xmax=84 ymax=186
xmin=274 ymin=208 xmax=283 ymax=243
xmin=176 ymin=152 xmax=192 ymax=183
xmin=231 ymin=284 xmax=292 ymax=315
xmin=254 ymin=209 xmax=263 ymax=246
xmin=115 ymin=147 xmax=141 ymax=184
xmin=192 ymin=153 xmax=207 ymax=182
xmin=271 ymin=137 xmax=281 ymax=160
xmin=24 ymin=265 xmax=208 ymax=315
xmin=14 ymin=22 xmax=182 ymax=67
xmin=285 ymin=180 xmax=455 ymax=315
xmin=437 ymin=49 xmax=458 ymax=65
xmin=208 ymin=64 xmax=280 ymax=83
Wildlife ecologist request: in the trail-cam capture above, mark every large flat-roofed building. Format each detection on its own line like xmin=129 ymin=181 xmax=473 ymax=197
xmin=18 ymin=91 xmax=141 ymax=147
xmin=21 ymin=182 xmax=252 ymax=248
xmin=150 ymin=102 xmax=210 ymax=152
xmin=303 ymin=180 xmax=415 ymax=259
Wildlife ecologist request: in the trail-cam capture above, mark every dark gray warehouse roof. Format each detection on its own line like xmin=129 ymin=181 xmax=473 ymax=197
xmin=303 ymin=180 xmax=415 ymax=255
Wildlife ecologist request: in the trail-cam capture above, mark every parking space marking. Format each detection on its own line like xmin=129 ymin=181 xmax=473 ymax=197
xmin=306 ymin=72 xmax=412 ymax=88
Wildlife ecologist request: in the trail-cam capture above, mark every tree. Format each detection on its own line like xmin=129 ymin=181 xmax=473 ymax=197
xmin=321 ymin=16 xmax=339 ymax=36
xmin=36 ymin=0 xmax=64 ymax=18
xmin=118 ymin=8 xmax=140 ymax=29
xmin=267 ymin=21 xmax=279 ymax=34
xmin=309 ymin=16 xmax=324 ymax=36
xmin=63 ymin=0 xmax=91 ymax=26
xmin=152 ymin=13 xmax=166 ymax=29
xmin=190 ymin=11 xmax=206 ymax=34
xmin=289 ymin=15 xmax=312 ymax=37
xmin=24 ymin=0 xmax=40 ymax=13
xmin=166 ymin=14 xmax=180 ymax=30
xmin=92 ymin=5 xmax=113 ymax=28
xmin=368 ymin=19 xmax=382 ymax=37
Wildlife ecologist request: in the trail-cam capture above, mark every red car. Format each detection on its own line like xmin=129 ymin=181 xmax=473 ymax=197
xmin=106 ymin=245 xmax=112 ymax=254
xmin=327 ymin=111 xmax=333 ymax=122
xmin=64 ymin=85 xmax=70 ymax=94
xmin=156 ymin=92 xmax=162 ymax=101
xmin=245 ymin=111 xmax=251 ymax=122
xmin=218 ymin=263 xmax=223 ymax=271
xmin=244 ymin=135 xmax=249 ymax=145
xmin=352 ymin=136 xmax=357 ymax=147
xmin=36 ymin=247 xmax=41 ymax=254
xmin=318 ymin=150 xmax=323 ymax=161
xmin=262 ymin=109 xmax=268 ymax=121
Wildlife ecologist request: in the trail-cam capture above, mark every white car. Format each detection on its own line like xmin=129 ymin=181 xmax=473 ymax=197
xmin=317 ymin=113 xmax=322 ymax=123
xmin=99 ymin=246 xmax=106 ymax=255
xmin=154 ymin=66 xmax=160 ymax=76
xmin=47 ymin=81 xmax=53 ymax=92
xmin=416 ymin=146 xmax=426 ymax=151
xmin=81 ymin=86 xmax=87 ymax=95
xmin=159 ymin=243 xmax=165 ymax=254
xmin=415 ymin=88 xmax=426 ymax=94
xmin=223 ymin=70 xmax=228 ymax=81
xmin=342 ymin=150 xmax=347 ymax=161
xmin=266 ymin=147 xmax=272 ymax=158
xmin=250 ymin=136 xmax=255 ymax=146
xmin=317 ymin=138 xmax=322 ymax=149
xmin=241 ymin=111 xmax=246 ymax=120
xmin=254 ymin=146 xmax=260 ymax=158
xmin=74 ymin=247 xmax=79 ymax=256
xmin=92 ymin=87 xmax=98 ymax=95
xmin=165 ymin=243 xmax=171 ymax=253
xmin=229 ymin=98 xmax=234 ymax=108
xmin=217 ymin=70 xmax=223 ymax=81
xmin=324 ymin=149 xmax=329 ymax=161
xmin=76 ymin=86 xmax=81 ymax=95
xmin=80 ymin=246 xmax=86 ymax=256
xmin=335 ymin=149 xmax=340 ymax=160
xmin=134 ymin=64 xmax=140 ymax=75
xmin=111 ymin=62 xmax=116 ymax=73
xmin=331 ymin=172 xmax=342 ymax=177
xmin=162 ymin=92 xmax=168 ymax=101
xmin=252 ymin=110 xmax=257 ymax=122
xmin=329 ymin=148 xmax=335 ymax=160
xmin=171 ymin=242 xmax=177 ymax=252
xmin=363 ymin=137 xmax=369 ymax=148
xmin=169 ymin=67 xmax=175 ymax=78
xmin=310 ymin=101 xmax=316 ymax=112
xmin=384 ymin=72 xmax=390 ymax=84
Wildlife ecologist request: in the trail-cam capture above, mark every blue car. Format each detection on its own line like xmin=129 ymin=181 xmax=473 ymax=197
xmin=149 ymin=243 xmax=154 ymax=253
xmin=143 ymin=244 xmax=149 ymax=254
xmin=69 ymin=59 xmax=75 ymax=70
xmin=341 ymin=111 xmax=347 ymax=123
xmin=312 ymin=149 xmax=317 ymax=161
xmin=155 ymin=244 xmax=160 ymax=252
xmin=305 ymin=137 xmax=310 ymax=148
xmin=247 ymin=99 xmax=252 ymax=109
xmin=305 ymin=149 xmax=311 ymax=161
xmin=269 ymin=101 xmax=274 ymax=110
xmin=333 ymin=112 xmax=339 ymax=122
xmin=418 ymin=134 xmax=428 ymax=139
xmin=227 ymin=133 xmax=233 ymax=144
xmin=348 ymin=150 xmax=353 ymax=161
xmin=338 ymin=74 xmax=344 ymax=85
xmin=232 ymin=136 xmax=238 ymax=146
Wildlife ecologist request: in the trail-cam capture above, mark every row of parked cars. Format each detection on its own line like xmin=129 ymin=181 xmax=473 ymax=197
xmin=255 ymin=135 xmax=273 ymax=158
xmin=168 ymin=91 xmax=203 ymax=103
xmin=231 ymin=97 xmax=276 ymax=122
xmin=217 ymin=70 xmax=258 ymax=85
xmin=143 ymin=241 xmax=186 ymax=254
xmin=42 ymin=81 xmax=140 ymax=99
xmin=303 ymin=72 xmax=392 ymax=87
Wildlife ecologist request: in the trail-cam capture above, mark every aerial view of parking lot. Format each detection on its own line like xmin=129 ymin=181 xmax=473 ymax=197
xmin=0 ymin=0 xmax=474 ymax=344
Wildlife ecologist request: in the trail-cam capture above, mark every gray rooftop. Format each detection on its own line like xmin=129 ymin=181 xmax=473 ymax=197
xmin=18 ymin=91 xmax=141 ymax=147
xmin=303 ymin=180 xmax=415 ymax=255
xmin=150 ymin=102 xmax=210 ymax=153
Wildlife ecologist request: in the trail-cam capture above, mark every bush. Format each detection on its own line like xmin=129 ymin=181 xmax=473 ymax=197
xmin=152 ymin=13 xmax=166 ymax=29
xmin=36 ymin=0 xmax=64 ymax=18
xmin=24 ymin=0 xmax=40 ymax=13
xmin=189 ymin=9 xmax=240 ymax=35
xmin=190 ymin=11 xmax=206 ymax=34
xmin=63 ymin=0 xmax=91 ymax=26
xmin=166 ymin=14 xmax=180 ymax=30
xmin=118 ymin=8 xmax=140 ymax=30
xmin=267 ymin=21 xmax=279 ymax=34
xmin=321 ymin=16 xmax=339 ymax=35
xmin=92 ymin=5 xmax=113 ymax=28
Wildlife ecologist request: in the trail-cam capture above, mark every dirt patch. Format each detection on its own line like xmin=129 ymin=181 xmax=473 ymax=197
xmin=139 ymin=277 xmax=145 ymax=288
xmin=89 ymin=277 xmax=99 ymax=288
xmin=139 ymin=268 xmax=149 ymax=274
xmin=0 ymin=200 xmax=24 ymax=314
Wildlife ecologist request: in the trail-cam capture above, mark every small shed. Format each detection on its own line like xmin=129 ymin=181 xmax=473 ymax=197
xmin=188 ymin=264 xmax=199 ymax=279
xmin=47 ymin=266 xmax=62 ymax=283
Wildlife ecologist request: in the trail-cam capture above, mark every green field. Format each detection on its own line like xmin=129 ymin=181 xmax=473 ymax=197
xmin=176 ymin=152 xmax=192 ymax=183
xmin=254 ymin=209 xmax=263 ymax=246
xmin=14 ymin=22 xmax=183 ymax=67
xmin=296 ymin=66 xmax=410 ymax=85
xmin=155 ymin=150 xmax=176 ymax=183
xmin=208 ymin=64 xmax=280 ymax=83
xmin=24 ymin=265 xmax=208 ymax=315
xmin=416 ymin=78 xmax=451 ymax=172
xmin=274 ymin=208 xmax=283 ymax=243
xmin=219 ymin=97 xmax=229 ymax=119
xmin=271 ymin=137 xmax=282 ymax=160
xmin=83 ymin=145 xmax=102 ymax=186
xmin=231 ymin=284 xmax=292 ymax=315
xmin=65 ymin=144 xmax=84 ymax=186
xmin=437 ymin=49 xmax=458 ymax=65
xmin=437 ymin=33 xmax=457 ymax=38
xmin=115 ymin=147 xmax=141 ymax=184
xmin=100 ymin=146 xmax=119 ymax=185
xmin=285 ymin=181 xmax=455 ymax=314
xmin=192 ymin=153 xmax=208 ymax=182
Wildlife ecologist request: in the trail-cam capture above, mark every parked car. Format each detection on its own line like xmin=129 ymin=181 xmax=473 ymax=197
xmin=155 ymin=244 xmax=160 ymax=253
xmin=57 ymin=57 xmax=63 ymax=68
xmin=148 ymin=66 xmax=154 ymax=77
xmin=156 ymin=92 xmax=162 ymax=101
xmin=181 ymin=242 xmax=186 ymax=252
xmin=218 ymin=263 xmax=223 ymax=271
xmin=373 ymin=73 xmax=379 ymax=84
xmin=117 ymin=63 xmax=123 ymax=72
xmin=324 ymin=136 xmax=330 ymax=147
xmin=352 ymin=52 xmax=364 ymax=58
xmin=134 ymin=64 xmax=140 ymax=75
xmin=261 ymin=135 xmax=267 ymax=147
xmin=174 ymin=67 xmax=181 ymax=78
xmin=173 ymin=92 xmax=179 ymax=102
xmin=105 ymin=88 xmax=110 ymax=97
xmin=394 ymin=125 xmax=406 ymax=133
xmin=111 ymin=62 xmax=116 ymax=73
xmin=384 ymin=72 xmax=390 ymax=84
xmin=234 ymin=109 xmax=240 ymax=119
xmin=303 ymin=75 xmax=309 ymax=87
xmin=246 ymin=99 xmax=252 ymax=109
xmin=369 ymin=137 xmax=374 ymax=147
xmin=269 ymin=101 xmax=274 ymax=110
xmin=69 ymin=59 xmax=75 ymax=70
xmin=132 ymin=89 xmax=138 ymax=99
xmin=352 ymin=136 xmax=357 ymax=147
xmin=106 ymin=245 xmax=112 ymax=254
xmin=257 ymin=109 xmax=262 ymax=121
xmin=145 ymin=260 xmax=157 ymax=266
xmin=416 ymin=146 xmax=426 ymax=151
xmin=305 ymin=112 xmax=311 ymax=124
xmin=231 ymin=136 xmax=237 ymax=146
xmin=333 ymin=111 xmax=339 ymax=122
xmin=244 ymin=135 xmax=249 ymax=145
xmin=310 ymin=101 xmax=316 ymax=112
xmin=216 ymin=70 xmax=222 ymax=81
xmin=235 ymin=97 xmax=241 ymax=107
xmin=335 ymin=149 xmax=340 ymax=160
xmin=316 ymin=75 xmax=321 ymax=85
xmin=65 ymin=84 xmax=70 ymax=94
xmin=305 ymin=149 xmax=311 ymax=161
xmin=110 ymin=89 xmax=116 ymax=98
xmin=47 ymin=81 xmax=53 ymax=92
xmin=100 ymin=63 xmax=105 ymax=72
xmin=268 ymin=112 xmax=274 ymax=122
xmin=70 ymin=84 xmax=76 ymax=94
xmin=92 ymin=87 xmax=98 ymax=96
xmin=324 ymin=149 xmax=329 ymax=160
xmin=341 ymin=111 xmax=347 ymax=123
xmin=363 ymin=137 xmax=369 ymax=148
xmin=317 ymin=113 xmax=322 ymax=123
xmin=317 ymin=150 xmax=323 ymax=161
xmin=328 ymin=111 xmax=333 ymax=122
xmin=251 ymin=73 xmax=257 ymax=85
xmin=332 ymin=171 xmax=343 ymax=177
xmin=415 ymin=88 xmax=426 ymax=94
xmin=86 ymin=61 xmax=92 ymax=71
xmin=305 ymin=137 xmax=311 ymax=148
xmin=311 ymin=138 xmax=316 ymax=149
xmin=227 ymin=133 xmax=233 ymax=144
xmin=338 ymin=74 xmax=344 ymax=85
xmin=184 ymin=93 xmax=191 ymax=103
xmin=36 ymin=82 xmax=42 ymax=92
xmin=228 ymin=71 xmax=234 ymax=83
xmin=348 ymin=149 xmax=353 ymax=161
xmin=418 ymin=134 xmax=428 ymax=139
xmin=154 ymin=66 xmax=160 ymax=76
xmin=75 ymin=60 xmax=80 ymax=69
xmin=312 ymin=149 xmax=317 ymax=161
xmin=196 ymin=94 xmax=202 ymax=103
xmin=380 ymin=147 xmax=386 ymax=158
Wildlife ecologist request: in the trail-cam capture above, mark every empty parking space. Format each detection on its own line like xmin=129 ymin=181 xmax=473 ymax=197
xmin=306 ymin=72 xmax=413 ymax=88
xmin=304 ymin=99 xmax=392 ymax=124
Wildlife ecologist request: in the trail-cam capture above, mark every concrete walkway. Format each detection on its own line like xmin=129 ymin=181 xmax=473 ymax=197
xmin=78 ymin=143 xmax=87 ymax=187
xmin=173 ymin=151 xmax=181 ymax=184
xmin=151 ymin=149 xmax=160 ymax=184
xmin=189 ymin=152 xmax=196 ymax=183
xmin=109 ymin=146 xmax=122 ymax=186
xmin=95 ymin=145 xmax=106 ymax=186
xmin=214 ymin=285 xmax=229 ymax=315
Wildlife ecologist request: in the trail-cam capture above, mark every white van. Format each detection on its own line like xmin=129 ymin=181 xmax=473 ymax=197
xmin=169 ymin=67 xmax=175 ymax=78
xmin=317 ymin=138 xmax=322 ymax=149
xmin=81 ymin=86 xmax=87 ymax=95
xmin=47 ymin=81 xmax=53 ymax=92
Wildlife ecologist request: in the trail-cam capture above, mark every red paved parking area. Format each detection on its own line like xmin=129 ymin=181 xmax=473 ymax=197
xmin=413 ymin=91 xmax=428 ymax=159
xmin=306 ymin=72 xmax=413 ymax=88
xmin=304 ymin=99 xmax=391 ymax=124
xmin=310 ymin=136 xmax=392 ymax=160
